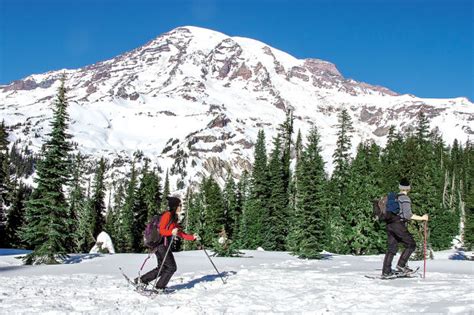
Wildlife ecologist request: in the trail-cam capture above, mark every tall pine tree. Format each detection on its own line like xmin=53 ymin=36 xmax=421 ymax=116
xmin=69 ymin=154 xmax=91 ymax=252
xmin=119 ymin=163 xmax=138 ymax=252
xmin=201 ymin=176 xmax=225 ymax=246
xmin=133 ymin=161 xmax=161 ymax=251
xmin=183 ymin=188 xmax=204 ymax=250
xmin=463 ymin=140 xmax=474 ymax=250
xmin=291 ymin=127 xmax=327 ymax=258
xmin=264 ymin=136 xmax=288 ymax=250
xmin=278 ymin=110 xmax=294 ymax=209
xmin=239 ymin=130 xmax=269 ymax=249
xmin=5 ymin=181 xmax=31 ymax=248
xmin=344 ymin=142 xmax=385 ymax=254
xmin=0 ymin=121 xmax=11 ymax=247
xmin=380 ymin=126 xmax=404 ymax=193
xmin=21 ymin=78 xmax=73 ymax=264
xmin=106 ymin=181 xmax=125 ymax=252
xmin=90 ymin=157 xmax=107 ymax=239
xmin=330 ymin=108 xmax=354 ymax=253
xmin=223 ymin=172 xmax=239 ymax=240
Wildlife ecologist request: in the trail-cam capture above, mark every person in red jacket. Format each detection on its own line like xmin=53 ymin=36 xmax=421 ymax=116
xmin=136 ymin=196 xmax=198 ymax=290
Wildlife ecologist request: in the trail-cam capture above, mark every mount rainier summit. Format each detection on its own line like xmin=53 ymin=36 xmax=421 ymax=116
xmin=1 ymin=26 xmax=473 ymax=187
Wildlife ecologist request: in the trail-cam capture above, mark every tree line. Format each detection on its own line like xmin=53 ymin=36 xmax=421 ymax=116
xmin=0 ymin=79 xmax=473 ymax=263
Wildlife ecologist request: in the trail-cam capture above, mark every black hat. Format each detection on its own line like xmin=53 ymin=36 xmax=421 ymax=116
xmin=399 ymin=178 xmax=411 ymax=191
xmin=167 ymin=196 xmax=181 ymax=211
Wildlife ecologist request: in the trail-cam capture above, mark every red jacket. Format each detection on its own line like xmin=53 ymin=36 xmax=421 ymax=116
xmin=159 ymin=211 xmax=195 ymax=241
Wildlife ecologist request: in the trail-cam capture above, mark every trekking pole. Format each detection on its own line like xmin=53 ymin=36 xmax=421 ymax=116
xmin=423 ymin=221 xmax=427 ymax=279
xmin=152 ymin=235 xmax=175 ymax=288
xmin=200 ymin=242 xmax=226 ymax=284
xmin=138 ymin=250 xmax=154 ymax=279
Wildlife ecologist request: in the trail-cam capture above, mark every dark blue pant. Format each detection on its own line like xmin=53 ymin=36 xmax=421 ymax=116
xmin=382 ymin=221 xmax=416 ymax=274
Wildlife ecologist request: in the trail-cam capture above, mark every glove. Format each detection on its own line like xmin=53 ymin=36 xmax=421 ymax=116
xmin=172 ymin=228 xmax=179 ymax=236
xmin=194 ymin=234 xmax=201 ymax=241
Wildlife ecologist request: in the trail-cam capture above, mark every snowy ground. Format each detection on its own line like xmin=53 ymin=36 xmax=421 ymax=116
xmin=0 ymin=249 xmax=473 ymax=314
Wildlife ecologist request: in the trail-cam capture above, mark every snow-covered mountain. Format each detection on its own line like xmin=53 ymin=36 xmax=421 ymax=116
xmin=1 ymin=26 xmax=473 ymax=188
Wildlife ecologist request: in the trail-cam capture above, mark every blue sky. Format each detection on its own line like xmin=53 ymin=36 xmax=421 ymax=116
xmin=1 ymin=0 xmax=472 ymax=100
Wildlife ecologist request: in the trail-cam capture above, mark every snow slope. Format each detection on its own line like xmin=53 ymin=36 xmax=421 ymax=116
xmin=1 ymin=26 xmax=473 ymax=188
xmin=0 ymin=249 xmax=472 ymax=314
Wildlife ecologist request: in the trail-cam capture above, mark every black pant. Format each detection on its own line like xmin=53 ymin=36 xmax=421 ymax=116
xmin=140 ymin=243 xmax=177 ymax=289
xmin=382 ymin=220 xmax=416 ymax=274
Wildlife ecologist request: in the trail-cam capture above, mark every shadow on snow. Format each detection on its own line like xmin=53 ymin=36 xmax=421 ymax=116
xmin=64 ymin=253 xmax=104 ymax=264
xmin=169 ymin=271 xmax=237 ymax=290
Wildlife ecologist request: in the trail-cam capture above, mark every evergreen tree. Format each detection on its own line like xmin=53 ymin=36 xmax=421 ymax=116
xmin=295 ymin=130 xmax=303 ymax=162
xmin=212 ymin=227 xmax=241 ymax=257
xmin=133 ymin=161 xmax=161 ymax=251
xmin=106 ymin=181 xmax=125 ymax=252
xmin=448 ymin=139 xmax=463 ymax=176
xmin=142 ymin=167 xmax=162 ymax=221
xmin=90 ymin=157 xmax=107 ymax=239
xmin=201 ymin=176 xmax=225 ymax=246
xmin=0 ymin=121 xmax=10 ymax=247
xmin=21 ymin=78 xmax=73 ymax=264
xmin=68 ymin=154 xmax=91 ymax=252
xmin=233 ymin=170 xmax=249 ymax=246
xmin=183 ymin=188 xmax=204 ymax=250
xmin=291 ymin=127 xmax=327 ymax=258
xmin=239 ymin=130 xmax=269 ymax=249
xmin=264 ymin=135 xmax=288 ymax=250
xmin=332 ymin=108 xmax=354 ymax=194
xmin=431 ymin=134 xmax=459 ymax=249
xmin=278 ymin=110 xmax=294 ymax=204
xmin=465 ymin=189 xmax=474 ymax=250
xmin=444 ymin=141 xmax=463 ymax=243
xmin=290 ymin=131 xmax=303 ymax=209
xmin=329 ymin=108 xmax=354 ymax=253
xmin=380 ymin=126 xmax=404 ymax=193
xmin=223 ymin=172 xmax=239 ymax=239
xmin=160 ymin=170 xmax=170 ymax=211
xmin=415 ymin=110 xmax=430 ymax=145
xmin=120 ymin=163 xmax=138 ymax=252
xmin=182 ymin=188 xmax=195 ymax=250
xmin=402 ymin=110 xmax=453 ymax=256
xmin=5 ymin=182 xmax=31 ymax=248
xmin=344 ymin=142 xmax=385 ymax=254
xmin=75 ymin=195 xmax=95 ymax=253
xmin=462 ymin=141 xmax=474 ymax=250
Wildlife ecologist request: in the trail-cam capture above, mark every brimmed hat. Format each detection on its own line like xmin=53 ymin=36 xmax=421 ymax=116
xmin=399 ymin=178 xmax=411 ymax=191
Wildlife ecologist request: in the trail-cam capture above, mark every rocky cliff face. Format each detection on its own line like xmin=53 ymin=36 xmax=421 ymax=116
xmin=1 ymin=26 xmax=473 ymax=189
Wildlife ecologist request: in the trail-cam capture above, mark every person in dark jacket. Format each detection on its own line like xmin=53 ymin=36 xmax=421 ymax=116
xmin=382 ymin=179 xmax=428 ymax=278
xmin=136 ymin=196 xmax=198 ymax=290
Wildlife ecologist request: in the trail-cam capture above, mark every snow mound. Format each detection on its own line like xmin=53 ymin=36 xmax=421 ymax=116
xmin=89 ymin=231 xmax=115 ymax=254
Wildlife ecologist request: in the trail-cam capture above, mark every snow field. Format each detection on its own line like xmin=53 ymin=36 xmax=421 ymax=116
xmin=0 ymin=250 xmax=472 ymax=314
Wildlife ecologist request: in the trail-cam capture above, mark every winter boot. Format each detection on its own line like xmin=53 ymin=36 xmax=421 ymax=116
xmin=133 ymin=277 xmax=147 ymax=290
xmin=396 ymin=264 xmax=414 ymax=274
xmin=381 ymin=271 xmax=396 ymax=279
